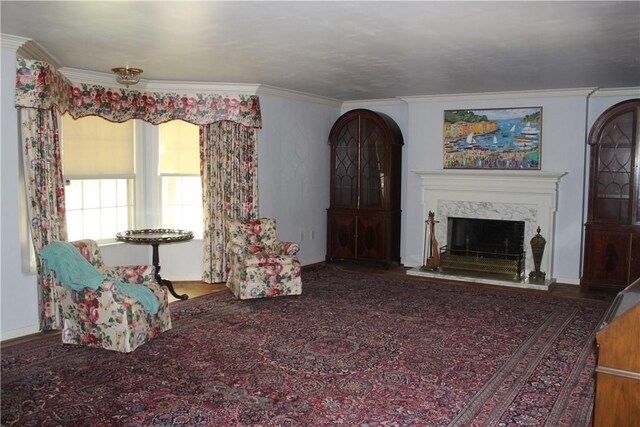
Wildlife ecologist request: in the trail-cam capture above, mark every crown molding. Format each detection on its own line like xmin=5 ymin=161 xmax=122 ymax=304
xmin=59 ymin=67 xmax=145 ymax=90
xmin=591 ymin=87 xmax=640 ymax=98
xmin=341 ymin=98 xmax=408 ymax=110
xmin=60 ymin=68 xmax=261 ymax=94
xmin=18 ymin=40 xmax=60 ymax=68
xmin=1 ymin=33 xmax=30 ymax=51
xmin=45 ymin=64 xmax=341 ymax=105
xmin=144 ymin=80 xmax=260 ymax=95
xmin=399 ymin=88 xmax=599 ymax=103
xmin=256 ymin=84 xmax=341 ymax=107
xmin=60 ymin=67 xmax=341 ymax=105
xmin=1 ymin=35 xmax=61 ymax=68
xmin=60 ymin=67 xmax=337 ymax=103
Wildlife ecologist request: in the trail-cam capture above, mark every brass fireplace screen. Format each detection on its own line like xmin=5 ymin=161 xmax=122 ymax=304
xmin=439 ymin=217 xmax=526 ymax=281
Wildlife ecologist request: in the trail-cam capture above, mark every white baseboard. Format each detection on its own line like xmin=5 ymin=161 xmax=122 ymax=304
xmin=555 ymin=277 xmax=580 ymax=286
xmin=1 ymin=324 xmax=40 ymax=341
xmin=167 ymin=275 xmax=202 ymax=282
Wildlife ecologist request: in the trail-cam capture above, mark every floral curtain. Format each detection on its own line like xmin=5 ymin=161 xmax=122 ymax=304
xmin=16 ymin=58 xmax=262 ymax=127
xmin=20 ymin=108 xmax=68 ymax=330
xmin=200 ymin=121 xmax=259 ymax=283
xmin=15 ymin=58 xmax=262 ymax=328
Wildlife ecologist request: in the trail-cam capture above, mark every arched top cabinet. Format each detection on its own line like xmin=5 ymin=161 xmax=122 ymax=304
xmin=326 ymin=109 xmax=404 ymax=268
xmin=582 ymin=99 xmax=640 ymax=291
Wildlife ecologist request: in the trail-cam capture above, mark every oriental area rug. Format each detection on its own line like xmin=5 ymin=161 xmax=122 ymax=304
xmin=1 ymin=265 xmax=608 ymax=426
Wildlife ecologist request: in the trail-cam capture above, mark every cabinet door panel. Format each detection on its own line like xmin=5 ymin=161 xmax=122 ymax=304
xmin=328 ymin=213 xmax=357 ymax=259
xmin=356 ymin=215 xmax=386 ymax=261
xmin=584 ymin=228 xmax=630 ymax=288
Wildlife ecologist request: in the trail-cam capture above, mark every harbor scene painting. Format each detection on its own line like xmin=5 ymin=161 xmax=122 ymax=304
xmin=443 ymin=107 xmax=542 ymax=170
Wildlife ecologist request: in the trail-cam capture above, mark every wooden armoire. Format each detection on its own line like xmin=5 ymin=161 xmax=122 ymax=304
xmin=581 ymin=99 xmax=640 ymax=291
xmin=326 ymin=109 xmax=403 ymax=269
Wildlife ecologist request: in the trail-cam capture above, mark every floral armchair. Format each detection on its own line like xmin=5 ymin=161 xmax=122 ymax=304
xmin=226 ymin=218 xmax=302 ymax=299
xmin=50 ymin=240 xmax=172 ymax=353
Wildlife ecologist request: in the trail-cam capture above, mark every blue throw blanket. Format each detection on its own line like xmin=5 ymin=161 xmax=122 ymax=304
xmin=40 ymin=241 xmax=159 ymax=315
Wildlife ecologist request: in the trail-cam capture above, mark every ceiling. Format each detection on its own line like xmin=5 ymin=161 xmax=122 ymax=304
xmin=2 ymin=1 xmax=639 ymax=100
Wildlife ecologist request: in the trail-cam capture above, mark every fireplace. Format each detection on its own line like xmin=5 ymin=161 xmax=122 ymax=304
xmin=439 ymin=217 xmax=526 ymax=281
xmin=409 ymin=170 xmax=566 ymax=290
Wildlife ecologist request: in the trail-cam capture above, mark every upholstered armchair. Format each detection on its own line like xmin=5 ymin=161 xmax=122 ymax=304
xmin=226 ymin=218 xmax=302 ymax=299
xmin=44 ymin=239 xmax=172 ymax=353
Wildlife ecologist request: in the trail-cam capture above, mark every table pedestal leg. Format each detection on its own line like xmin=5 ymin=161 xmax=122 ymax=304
xmin=151 ymin=243 xmax=188 ymax=300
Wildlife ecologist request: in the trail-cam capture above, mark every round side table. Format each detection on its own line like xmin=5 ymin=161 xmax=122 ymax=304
xmin=116 ymin=228 xmax=194 ymax=300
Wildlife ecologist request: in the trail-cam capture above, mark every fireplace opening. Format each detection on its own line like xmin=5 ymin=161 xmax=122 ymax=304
xmin=439 ymin=217 xmax=526 ymax=281
xmin=447 ymin=217 xmax=525 ymax=259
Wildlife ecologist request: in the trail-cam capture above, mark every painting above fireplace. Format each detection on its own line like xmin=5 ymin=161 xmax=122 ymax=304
xmin=443 ymin=107 xmax=542 ymax=170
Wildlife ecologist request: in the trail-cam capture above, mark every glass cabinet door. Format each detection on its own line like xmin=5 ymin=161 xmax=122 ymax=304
xmin=333 ymin=119 xmax=359 ymax=207
xmin=594 ymin=111 xmax=634 ymax=223
xmin=359 ymin=119 xmax=386 ymax=208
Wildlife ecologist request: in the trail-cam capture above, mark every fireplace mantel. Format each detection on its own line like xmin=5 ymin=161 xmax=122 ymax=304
xmin=414 ymin=170 xmax=566 ymax=194
xmin=411 ymin=170 xmax=567 ymax=289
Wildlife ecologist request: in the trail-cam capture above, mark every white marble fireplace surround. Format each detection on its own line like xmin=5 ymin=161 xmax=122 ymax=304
xmin=409 ymin=170 xmax=566 ymax=290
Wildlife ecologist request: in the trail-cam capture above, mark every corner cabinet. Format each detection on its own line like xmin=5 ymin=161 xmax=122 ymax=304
xmin=582 ymin=99 xmax=640 ymax=291
xmin=326 ymin=109 xmax=404 ymax=268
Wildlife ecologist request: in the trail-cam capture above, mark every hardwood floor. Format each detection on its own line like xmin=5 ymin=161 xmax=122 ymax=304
xmin=169 ymin=281 xmax=227 ymax=303
xmin=171 ymin=262 xmax=617 ymax=303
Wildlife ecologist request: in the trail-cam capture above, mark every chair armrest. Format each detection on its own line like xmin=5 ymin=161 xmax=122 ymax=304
xmin=98 ymin=278 xmax=164 ymax=307
xmin=270 ymin=240 xmax=300 ymax=255
xmin=104 ymin=265 xmax=156 ymax=285
xmin=97 ymin=279 xmax=131 ymax=303
xmin=227 ymin=243 xmax=246 ymax=260
xmin=74 ymin=279 xmax=132 ymax=308
xmin=97 ymin=280 xmax=145 ymax=316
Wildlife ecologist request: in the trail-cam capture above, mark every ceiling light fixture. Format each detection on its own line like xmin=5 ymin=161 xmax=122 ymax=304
xmin=111 ymin=66 xmax=143 ymax=87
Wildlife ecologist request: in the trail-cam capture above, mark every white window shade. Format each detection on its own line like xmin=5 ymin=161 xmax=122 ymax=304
xmin=62 ymin=114 xmax=135 ymax=179
xmin=159 ymin=120 xmax=200 ymax=175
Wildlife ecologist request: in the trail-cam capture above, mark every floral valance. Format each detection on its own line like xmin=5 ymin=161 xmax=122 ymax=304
xmin=15 ymin=58 xmax=262 ymax=128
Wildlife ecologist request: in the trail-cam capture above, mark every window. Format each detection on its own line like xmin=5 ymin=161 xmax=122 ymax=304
xmin=61 ymin=114 xmax=135 ymax=242
xmin=158 ymin=120 xmax=202 ymax=236
xmin=65 ymin=178 xmax=133 ymax=241
xmin=61 ymin=116 xmax=202 ymax=241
